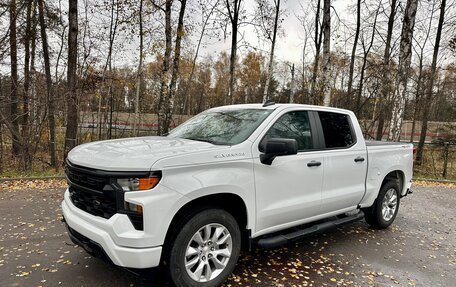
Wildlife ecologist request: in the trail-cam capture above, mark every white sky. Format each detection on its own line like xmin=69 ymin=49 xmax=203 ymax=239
xmin=191 ymin=0 xmax=354 ymax=66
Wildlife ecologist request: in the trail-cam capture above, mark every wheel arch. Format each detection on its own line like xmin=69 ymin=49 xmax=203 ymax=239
xmin=162 ymin=192 xmax=250 ymax=263
xmin=382 ymin=170 xmax=405 ymax=193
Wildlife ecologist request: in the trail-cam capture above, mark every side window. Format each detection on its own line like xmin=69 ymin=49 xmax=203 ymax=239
xmin=318 ymin=111 xmax=355 ymax=148
xmin=263 ymin=111 xmax=313 ymax=151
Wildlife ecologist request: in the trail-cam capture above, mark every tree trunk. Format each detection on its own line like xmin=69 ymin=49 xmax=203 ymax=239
xmin=133 ymin=0 xmax=144 ymax=136
xmin=226 ymin=0 xmax=242 ymax=105
xmin=65 ymin=0 xmax=78 ymax=158
xmin=30 ymin=3 xmax=38 ymax=129
xmin=410 ymin=1 xmax=435 ymax=143
xmin=410 ymin=53 xmax=424 ymax=143
xmin=157 ymin=0 xmax=173 ymax=135
xmin=347 ymin=0 xmax=361 ymax=101
xmin=98 ymin=0 xmax=119 ymax=140
xmin=416 ymin=0 xmax=446 ymax=164
xmin=375 ymin=0 xmax=397 ymax=140
xmin=262 ymin=0 xmax=281 ymax=103
xmin=321 ymin=0 xmax=331 ymax=106
xmin=310 ymin=0 xmax=322 ymax=105
xmin=38 ymin=0 xmax=57 ymax=169
xmin=0 ymin=76 xmax=3 ymax=172
xmin=9 ymin=0 xmax=20 ymax=156
xmin=158 ymin=0 xmax=187 ymax=135
xmin=19 ymin=0 xmax=34 ymax=170
xmin=388 ymin=0 xmax=418 ymax=141
xmin=289 ymin=63 xmax=295 ymax=103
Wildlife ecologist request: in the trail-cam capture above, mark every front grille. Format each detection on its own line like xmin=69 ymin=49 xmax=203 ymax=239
xmin=69 ymin=186 xmax=117 ymax=219
xmin=65 ymin=161 xmax=144 ymax=230
xmin=66 ymin=168 xmax=108 ymax=191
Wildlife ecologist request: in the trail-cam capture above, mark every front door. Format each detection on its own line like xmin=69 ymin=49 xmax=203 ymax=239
xmin=253 ymin=110 xmax=324 ymax=234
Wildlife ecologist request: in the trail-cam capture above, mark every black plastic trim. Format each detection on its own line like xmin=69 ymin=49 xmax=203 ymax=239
xmin=257 ymin=211 xmax=365 ymax=249
xmin=66 ymin=159 xmax=152 ymax=178
xmin=65 ymin=223 xmax=114 ymax=264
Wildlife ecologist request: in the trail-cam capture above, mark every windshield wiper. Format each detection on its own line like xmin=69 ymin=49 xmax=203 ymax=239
xmin=184 ymin=137 xmax=227 ymax=145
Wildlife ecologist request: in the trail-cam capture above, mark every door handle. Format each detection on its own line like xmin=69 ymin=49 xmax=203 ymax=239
xmin=307 ymin=161 xmax=322 ymax=167
xmin=354 ymin=156 xmax=365 ymax=162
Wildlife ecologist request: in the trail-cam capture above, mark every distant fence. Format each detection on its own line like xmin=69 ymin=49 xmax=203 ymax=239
xmin=414 ymin=143 xmax=455 ymax=180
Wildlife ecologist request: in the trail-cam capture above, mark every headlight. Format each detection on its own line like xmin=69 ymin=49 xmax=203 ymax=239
xmin=116 ymin=176 xmax=160 ymax=191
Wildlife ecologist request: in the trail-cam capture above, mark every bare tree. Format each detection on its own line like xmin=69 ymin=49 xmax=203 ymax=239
xmin=410 ymin=0 xmax=436 ymax=143
xmin=98 ymin=0 xmax=120 ymax=140
xmin=388 ymin=0 xmax=418 ymax=141
xmin=156 ymin=0 xmax=173 ymax=133
xmin=9 ymin=0 xmax=20 ymax=156
xmin=38 ymin=0 xmax=57 ymax=169
xmin=416 ymin=0 xmax=447 ymax=164
xmin=375 ymin=0 xmax=398 ymax=140
xmin=182 ymin=0 xmax=219 ymax=114
xmin=321 ymin=0 xmax=331 ymax=106
xmin=65 ymin=0 xmax=78 ymax=158
xmin=158 ymin=0 xmax=188 ymax=135
xmin=133 ymin=0 xmax=144 ymax=136
xmin=356 ymin=3 xmax=380 ymax=114
xmin=261 ymin=0 xmax=281 ymax=103
xmin=347 ymin=0 xmax=361 ymax=100
xmin=309 ymin=0 xmax=323 ymax=105
xmin=225 ymin=0 xmax=242 ymax=104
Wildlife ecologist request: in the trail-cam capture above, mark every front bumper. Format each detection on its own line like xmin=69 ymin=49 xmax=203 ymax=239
xmin=62 ymin=192 xmax=162 ymax=268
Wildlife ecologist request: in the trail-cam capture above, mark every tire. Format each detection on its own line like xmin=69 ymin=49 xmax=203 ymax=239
xmin=167 ymin=209 xmax=241 ymax=287
xmin=363 ymin=181 xmax=401 ymax=229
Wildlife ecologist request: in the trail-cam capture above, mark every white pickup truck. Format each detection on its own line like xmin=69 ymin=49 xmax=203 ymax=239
xmin=62 ymin=103 xmax=413 ymax=287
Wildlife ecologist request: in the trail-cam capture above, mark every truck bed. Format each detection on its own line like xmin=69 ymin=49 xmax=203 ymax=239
xmin=360 ymin=140 xmax=414 ymax=208
xmin=365 ymin=140 xmax=409 ymax=147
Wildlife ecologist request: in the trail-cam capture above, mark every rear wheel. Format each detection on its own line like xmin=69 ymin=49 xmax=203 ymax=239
xmin=167 ymin=209 xmax=241 ymax=287
xmin=364 ymin=181 xmax=400 ymax=229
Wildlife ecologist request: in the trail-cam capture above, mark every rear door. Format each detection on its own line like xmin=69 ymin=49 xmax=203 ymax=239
xmin=315 ymin=111 xmax=368 ymax=214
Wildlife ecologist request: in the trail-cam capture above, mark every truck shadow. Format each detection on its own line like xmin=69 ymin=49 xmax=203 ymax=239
xmin=103 ymin=220 xmax=386 ymax=286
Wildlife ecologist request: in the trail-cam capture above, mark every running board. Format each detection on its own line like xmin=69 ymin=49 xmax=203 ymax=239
xmin=257 ymin=211 xmax=365 ymax=249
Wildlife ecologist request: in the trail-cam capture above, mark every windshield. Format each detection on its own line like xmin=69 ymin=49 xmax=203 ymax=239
xmin=168 ymin=109 xmax=273 ymax=145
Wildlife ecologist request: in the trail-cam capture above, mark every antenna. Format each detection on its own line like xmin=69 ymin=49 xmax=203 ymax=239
xmin=262 ymin=101 xmax=275 ymax=107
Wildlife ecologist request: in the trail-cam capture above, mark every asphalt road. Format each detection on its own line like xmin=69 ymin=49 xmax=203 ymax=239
xmin=0 ymin=182 xmax=455 ymax=287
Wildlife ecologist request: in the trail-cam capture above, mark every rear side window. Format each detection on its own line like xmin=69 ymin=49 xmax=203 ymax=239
xmin=263 ymin=111 xmax=313 ymax=151
xmin=318 ymin=111 xmax=355 ymax=148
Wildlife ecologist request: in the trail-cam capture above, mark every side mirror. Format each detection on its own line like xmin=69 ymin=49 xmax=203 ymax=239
xmin=260 ymin=138 xmax=298 ymax=165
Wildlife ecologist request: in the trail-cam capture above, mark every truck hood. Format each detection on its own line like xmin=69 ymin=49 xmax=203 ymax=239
xmin=67 ymin=136 xmax=226 ymax=171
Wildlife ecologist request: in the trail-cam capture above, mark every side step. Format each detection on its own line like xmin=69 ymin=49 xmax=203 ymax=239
xmin=257 ymin=211 xmax=365 ymax=249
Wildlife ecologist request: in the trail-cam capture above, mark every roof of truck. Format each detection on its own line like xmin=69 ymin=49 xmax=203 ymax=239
xmin=209 ymin=103 xmax=354 ymax=115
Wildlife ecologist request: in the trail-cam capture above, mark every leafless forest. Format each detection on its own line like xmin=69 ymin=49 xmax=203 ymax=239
xmin=0 ymin=0 xmax=455 ymax=174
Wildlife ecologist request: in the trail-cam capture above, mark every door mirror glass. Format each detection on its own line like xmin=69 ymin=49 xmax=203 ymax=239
xmin=260 ymin=138 xmax=298 ymax=165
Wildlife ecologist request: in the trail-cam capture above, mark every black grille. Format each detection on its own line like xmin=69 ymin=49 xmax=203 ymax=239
xmin=69 ymin=186 xmax=117 ymax=219
xmin=66 ymin=169 xmax=108 ymax=191
xmin=65 ymin=161 xmax=146 ymax=230
xmin=65 ymin=163 xmax=117 ymax=219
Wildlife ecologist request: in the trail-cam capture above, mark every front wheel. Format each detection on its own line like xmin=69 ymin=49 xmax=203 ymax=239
xmin=167 ymin=209 xmax=241 ymax=287
xmin=363 ymin=181 xmax=400 ymax=229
